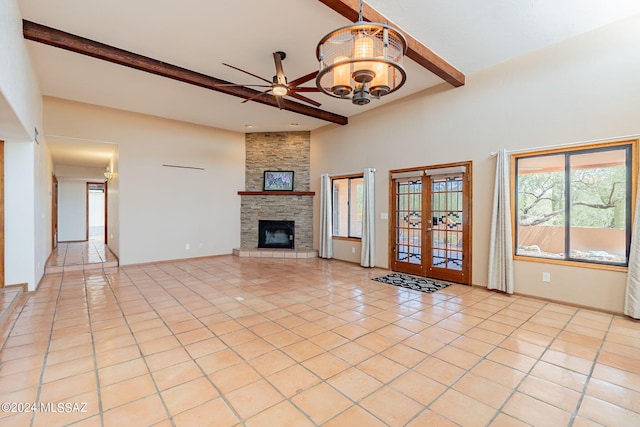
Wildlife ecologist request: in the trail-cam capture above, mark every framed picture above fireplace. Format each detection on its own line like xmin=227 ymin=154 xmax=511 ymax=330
xmin=263 ymin=171 xmax=294 ymax=191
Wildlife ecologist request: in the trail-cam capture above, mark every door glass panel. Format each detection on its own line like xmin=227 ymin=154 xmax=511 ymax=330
xmin=395 ymin=178 xmax=422 ymax=264
xmin=431 ymin=175 xmax=463 ymax=271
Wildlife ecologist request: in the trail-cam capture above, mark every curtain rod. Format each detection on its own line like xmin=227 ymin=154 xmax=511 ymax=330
xmin=490 ymin=134 xmax=640 ymax=156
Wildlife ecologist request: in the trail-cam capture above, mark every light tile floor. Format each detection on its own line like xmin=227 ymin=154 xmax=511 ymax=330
xmin=45 ymin=239 xmax=118 ymax=274
xmin=1 ymin=253 xmax=640 ymax=426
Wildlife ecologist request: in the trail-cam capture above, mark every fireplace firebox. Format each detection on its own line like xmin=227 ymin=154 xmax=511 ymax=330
xmin=258 ymin=220 xmax=295 ymax=249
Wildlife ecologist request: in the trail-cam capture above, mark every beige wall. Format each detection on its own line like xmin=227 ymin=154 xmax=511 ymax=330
xmin=1 ymin=0 xmax=50 ymax=291
xmin=0 ymin=0 xmax=41 ymax=140
xmin=311 ymin=14 xmax=640 ymax=313
xmin=43 ymin=97 xmax=245 ymax=265
xmin=106 ymin=151 xmax=120 ymax=258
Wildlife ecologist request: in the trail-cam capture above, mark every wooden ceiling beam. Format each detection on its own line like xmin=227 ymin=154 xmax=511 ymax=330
xmin=23 ymin=20 xmax=348 ymax=126
xmin=317 ymin=0 xmax=465 ymax=87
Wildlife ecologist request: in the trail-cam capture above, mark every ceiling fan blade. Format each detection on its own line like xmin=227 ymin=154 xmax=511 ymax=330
xmin=275 ymin=95 xmax=286 ymax=110
xmin=290 ymin=87 xmax=321 ymax=92
xmin=222 ymin=63 xmax=272 ymax=84
xmin=288 ymin=71 xmax=319 ymax=88
xmin=213 ymin=84 xmax=272 ymax=88
xmin=242 ymin=88 xmax=273 ymax=104
xmin=287 ymin=92 xmax=321 ymax=107
xmin=273 ymin=52 xmax=287 ymax=85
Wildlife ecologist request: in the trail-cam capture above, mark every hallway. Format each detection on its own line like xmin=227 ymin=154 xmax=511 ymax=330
xmin=45 ymin=239 xmax=118 ymax=275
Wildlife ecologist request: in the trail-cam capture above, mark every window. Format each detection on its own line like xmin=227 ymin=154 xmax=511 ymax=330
xmin=332 ymin=175 xmax=363 ymax=238
xmin=514 ymin=141 xmax=636 ymax=267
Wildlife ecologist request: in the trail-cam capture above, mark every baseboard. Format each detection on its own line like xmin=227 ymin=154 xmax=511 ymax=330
xmin=121 ymin=253 xmax=233 ymax=268
xmin=510 ymin=291 xmax=624 ymax=317
xmin=5 ymin=282 xmax=28 ymax=292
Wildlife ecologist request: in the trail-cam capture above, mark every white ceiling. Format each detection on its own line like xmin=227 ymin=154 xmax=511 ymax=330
xmin=15 ymin=0 xmax=640 ymax=167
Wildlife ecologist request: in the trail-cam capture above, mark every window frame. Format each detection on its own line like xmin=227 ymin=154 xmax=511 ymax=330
xmin=331 ymin=173 xmax=364 ymax=240
xmin=512 ymin=139 xmax=638 ymax=271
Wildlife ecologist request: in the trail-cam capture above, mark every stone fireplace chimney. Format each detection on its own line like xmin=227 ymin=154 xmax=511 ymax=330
xmin=239 ymin=132 xmax=314 ymax=249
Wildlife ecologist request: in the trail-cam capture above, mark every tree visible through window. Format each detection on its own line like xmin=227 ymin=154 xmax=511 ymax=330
xmin=515 ymin=142 xmax=634 ymax=267
xmin=332 ymin=176 xmax=363 ymax=238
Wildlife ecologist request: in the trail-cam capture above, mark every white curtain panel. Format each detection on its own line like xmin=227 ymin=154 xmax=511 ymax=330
xmin=361 ymin=168 xmax=376 ymax=267
xmin=319 ymin=173 xmax=333 ymax=259
xmin=488 ymin=149 xmax=515 ymax=294
xmin=624 ymin=186 xmax=640 ymax=319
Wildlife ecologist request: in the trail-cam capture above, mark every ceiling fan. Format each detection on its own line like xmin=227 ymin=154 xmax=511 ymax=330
xmin=220 ymin=51 xmax=321 ymax=109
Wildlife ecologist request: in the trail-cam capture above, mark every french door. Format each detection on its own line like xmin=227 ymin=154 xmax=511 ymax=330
xmin=390 ymin=163 xmax=472 ymax=284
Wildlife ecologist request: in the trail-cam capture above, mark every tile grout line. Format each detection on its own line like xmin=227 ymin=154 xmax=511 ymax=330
xmin=319 ymin=278 xmax=506 ymax=424
xmin=29 ymin=272 xmax=64 ymax=427
xmin=398 ymin=288 xmax=528 ymax=426
xmin=166 ymin=260 xmax=325 ymax=426
xmin=242 ymin=283 xmax=484 ymax=425
xmin=122 ymin=263 xmax=249 ymax=425
xmin=163 ymin=259 xmax=396 ymax=425
xmin=486 ymin=301 xmax=609 ymax=426
xmin=481 ymin=297 xmax=569 ymax=426
xmin=567 ymin=314 xmax=615 ymax=427
xmin=83 ymin=268 xmax=106 ymax=427
xmin=102 ymin=267 xmax=176 ymax=425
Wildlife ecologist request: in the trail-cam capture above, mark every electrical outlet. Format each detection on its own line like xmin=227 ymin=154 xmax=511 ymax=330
xmin=199 ymin=242 xmax=203 ymax=249
xmin=352 ymin=247 xmax=356 ymax=253
xmin=186 ymin=243 xmax=190 ymax=250
xmin=542 ymin=272 xmax=551 ymax=283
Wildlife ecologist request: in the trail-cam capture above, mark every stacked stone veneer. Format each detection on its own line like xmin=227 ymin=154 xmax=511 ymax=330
xmin=240 ymin=131 xmax=313 ymax=249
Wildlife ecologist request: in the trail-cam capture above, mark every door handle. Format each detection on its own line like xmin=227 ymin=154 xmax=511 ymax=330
xmin=426 ymin=228 xmax=432 ymax=231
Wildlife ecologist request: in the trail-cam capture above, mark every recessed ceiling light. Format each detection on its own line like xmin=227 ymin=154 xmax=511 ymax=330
xmin=290 ymin=123 xmax=299 ymax=127
xmin=245 ymin=124 xmax=254 ymax=128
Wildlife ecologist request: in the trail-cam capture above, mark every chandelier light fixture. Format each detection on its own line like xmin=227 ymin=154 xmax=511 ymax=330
xmin=315 ymin=0 xmax=407 ymax=105
xmin=104 ymin=168 xmax=113 ymax=181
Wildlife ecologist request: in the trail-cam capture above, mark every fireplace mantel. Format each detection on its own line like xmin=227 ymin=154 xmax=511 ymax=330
xmin=238 ymin=191 xmax=315 ymax=196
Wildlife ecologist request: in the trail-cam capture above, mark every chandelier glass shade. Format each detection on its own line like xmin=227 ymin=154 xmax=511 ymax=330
xmin=315 ymin=20 xmax=407 ymax=105
xmin=104 ymin=168 xmax=113 ymax=180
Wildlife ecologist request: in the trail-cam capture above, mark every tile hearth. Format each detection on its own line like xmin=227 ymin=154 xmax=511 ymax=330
xmin=233 ymin=248 xmax=318 ymax=259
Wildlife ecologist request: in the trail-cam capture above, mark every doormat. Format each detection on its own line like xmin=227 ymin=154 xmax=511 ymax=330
xmin=372 ymin=273 xmax=451 ymax=294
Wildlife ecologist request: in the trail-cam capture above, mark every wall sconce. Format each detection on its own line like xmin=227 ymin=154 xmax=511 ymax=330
xmin=104 ymin=169 xmax=113 ymax=181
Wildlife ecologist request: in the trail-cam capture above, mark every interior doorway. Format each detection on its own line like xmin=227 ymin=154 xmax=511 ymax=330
xmin=389 ymin=162 xmax=472 ymax=285
xmin=87 ymin=182 xmax=106 ymax=242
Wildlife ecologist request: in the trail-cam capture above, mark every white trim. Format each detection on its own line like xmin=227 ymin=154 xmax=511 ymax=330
xmin=391 ymin=170 xmax=424 ymax=180
xmin=329 ymin=171 xmax=365 ymax=177
xmin=425 ymin=166 xmax=466 ymax=177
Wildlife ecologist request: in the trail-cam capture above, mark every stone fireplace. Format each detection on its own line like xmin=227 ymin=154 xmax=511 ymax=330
xmin=235 ymin=131 xmax=317 ymax=258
